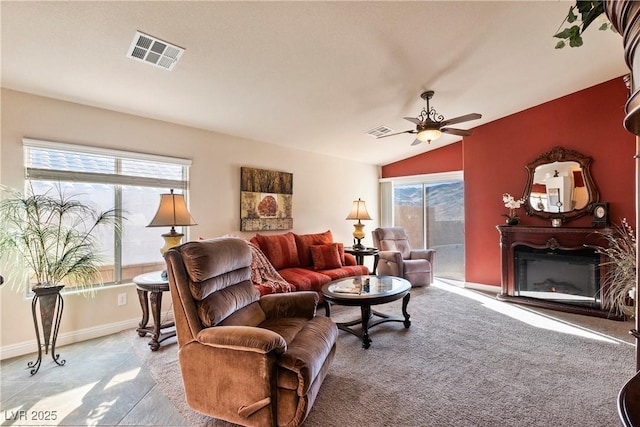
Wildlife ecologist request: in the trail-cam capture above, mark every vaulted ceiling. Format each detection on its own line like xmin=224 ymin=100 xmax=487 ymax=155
xmin=1 ymin=1 xmax=629 ymax=165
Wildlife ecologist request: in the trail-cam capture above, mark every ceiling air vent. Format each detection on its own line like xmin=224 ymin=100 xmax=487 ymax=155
xmin=127 ymin=31 xmax=184 ymax=71
xmin=366 ymin=125 xmax=394 ymax=138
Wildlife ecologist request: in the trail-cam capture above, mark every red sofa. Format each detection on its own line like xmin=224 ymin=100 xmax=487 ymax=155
xmin=249 ymin=230 xmax=369 ymax=296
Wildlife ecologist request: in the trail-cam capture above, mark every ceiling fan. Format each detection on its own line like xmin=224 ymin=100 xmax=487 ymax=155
xmin=378 ymin=90 xmax=482 ymax=145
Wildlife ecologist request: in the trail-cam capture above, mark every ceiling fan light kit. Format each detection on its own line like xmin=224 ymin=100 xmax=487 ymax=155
xmin=377 ymin=90 xmax=481 ymax=146
xmin=416 ymin=128 xmax=442 ymax=143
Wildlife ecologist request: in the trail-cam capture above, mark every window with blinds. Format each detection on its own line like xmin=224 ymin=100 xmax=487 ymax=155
xmin=23 ymin=138 xmax=192 ymax=286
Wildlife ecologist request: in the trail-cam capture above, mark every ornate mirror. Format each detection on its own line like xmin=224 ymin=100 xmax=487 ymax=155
xmin=522 ymin=146 xmax=599 ymax=222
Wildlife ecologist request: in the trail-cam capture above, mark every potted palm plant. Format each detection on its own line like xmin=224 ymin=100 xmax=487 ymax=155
xmin=590 ymin=218 xmax=636 ymax=319
xmin=0 ymin=183 xmax=120 ymax=374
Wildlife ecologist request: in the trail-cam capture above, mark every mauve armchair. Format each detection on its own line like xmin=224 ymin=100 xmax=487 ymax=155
xmin=372 ymin=227 xmax=436 ymax=287
xmin=164 ymin=237 xmax=337 ymax=427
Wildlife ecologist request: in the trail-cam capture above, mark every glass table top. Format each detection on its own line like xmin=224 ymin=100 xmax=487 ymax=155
xmin=323 ymin=275 xmax=410 ymax=299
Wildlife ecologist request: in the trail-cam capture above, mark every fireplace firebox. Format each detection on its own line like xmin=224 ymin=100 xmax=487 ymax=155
xmin=514 ymin=246 xmax=600 ymax=308
xmin=496 ymin=225 xmax=616 ymax=319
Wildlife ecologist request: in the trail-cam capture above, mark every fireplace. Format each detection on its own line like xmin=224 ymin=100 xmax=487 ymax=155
xmin=514 ymin=246 xmax=600 ymax=308
xmin=496 ymin=225 xmax=615 ymax=318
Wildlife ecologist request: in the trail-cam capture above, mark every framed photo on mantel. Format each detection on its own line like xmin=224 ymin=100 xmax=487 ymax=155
xmin=240 ymin=167 xmax=293 ymax=231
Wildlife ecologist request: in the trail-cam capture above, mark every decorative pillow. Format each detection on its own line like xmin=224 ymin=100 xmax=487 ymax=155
xmin=310 ymin=243 xmax=343 ymax=270
xmin=336 ymin=242 xmax=346 ymax=264
xmin=254 ymin=232 xmax=300 ymax=270
xmin=294 ymin=230 xmax=334 ymax=267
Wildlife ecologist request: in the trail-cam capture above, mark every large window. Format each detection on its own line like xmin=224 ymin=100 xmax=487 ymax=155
xmin=381 ymin=172 xmax=465 ymax=280
xmin=24 ymin=139 xmax=192 ymax=287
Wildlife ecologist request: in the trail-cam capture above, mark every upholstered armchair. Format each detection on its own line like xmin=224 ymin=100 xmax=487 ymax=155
xmin=371 ymin=227 xmax=436 ymax=287
xmin=164 ymin=237 xmax=338 ymax=427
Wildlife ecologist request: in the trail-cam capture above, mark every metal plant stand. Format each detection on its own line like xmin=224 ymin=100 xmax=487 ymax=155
xmin=28 ymin=285 xmax=66 ymax=375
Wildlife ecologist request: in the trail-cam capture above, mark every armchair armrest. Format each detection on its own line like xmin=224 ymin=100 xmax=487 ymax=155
xmin=259 ymin=291 xmax=318 ymax=319
xmin=378 ymin=250 xmax=403 ymax=265
xmin=196 ymin=325 xmax=287 ymax=354
xmin=410 ymin=248 xmax=436 ymax=263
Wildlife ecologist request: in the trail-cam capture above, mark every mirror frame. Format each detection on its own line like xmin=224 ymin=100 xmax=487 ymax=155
xmin=522 ymin=146 xmax=599 ymax=222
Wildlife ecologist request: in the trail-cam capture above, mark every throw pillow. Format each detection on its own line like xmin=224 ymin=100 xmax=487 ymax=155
xmin=254 ymin=232 xmax=300 ymax=270
xmin=294 ymin=230 xmax=334 ymax=267
xmin=310 ymin=243 xmax=343 ymax=270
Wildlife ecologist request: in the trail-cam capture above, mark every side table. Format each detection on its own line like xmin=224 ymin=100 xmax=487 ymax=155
xmin=344 ymin=246 xmax=379 ymax=273
xmin=134 ymin=271 xmax=176 ymax=351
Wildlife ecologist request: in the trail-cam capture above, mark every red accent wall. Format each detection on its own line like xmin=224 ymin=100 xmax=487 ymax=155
xmin=381 ymin=77 xmax=636 ymax=287
xmin=382 ymin=140 xmax=463 ymax=177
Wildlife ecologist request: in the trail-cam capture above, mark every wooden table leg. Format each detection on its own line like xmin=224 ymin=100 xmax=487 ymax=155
xmin=149 ymin=290 xmax=163 ymax=351
xmin=136 ymin=289 xmax=149 ymax=337
xmin=324 ymin=301 xmax=331 ymax=317
xmin=360 ymin=304 xmax=372 ymax=349
xmin=402 ymin=292 xmax=411 ymax=328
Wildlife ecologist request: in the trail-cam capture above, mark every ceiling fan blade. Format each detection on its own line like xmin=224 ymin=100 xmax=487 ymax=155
xmin=442 ymin=127 xmax=472 ymax=137
xmin=403 ymin=116 xmax=422 ymax=125
xmin=441 ymin=113 xmax=482 ymax=127
xmin=376 ymin=129 xmax=416 ymax=139
xmin=410 ymin=138 xmax=422 ymax=146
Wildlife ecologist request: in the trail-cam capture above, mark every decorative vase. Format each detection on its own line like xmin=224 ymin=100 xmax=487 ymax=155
xmin=506 ymin=217 xmax=519 ymax=226
xmin=28 ymin=285 xmax=66 ymax=375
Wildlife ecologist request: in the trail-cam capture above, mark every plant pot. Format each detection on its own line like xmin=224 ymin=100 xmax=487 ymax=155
xmin=28 ymin=285 xmax=66 ymax=375
xmin=506 ymin=218 xmax=519 ymax=226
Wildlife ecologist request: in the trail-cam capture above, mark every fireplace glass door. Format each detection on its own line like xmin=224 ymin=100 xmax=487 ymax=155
xmin=514 ymin=246 xmax=601 ymax=308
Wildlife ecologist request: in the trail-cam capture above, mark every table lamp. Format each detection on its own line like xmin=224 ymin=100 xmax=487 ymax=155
xmin=345 ymin=198 xmax=372 ymax=250
xmin=147 ymin=189 xmax=197 ymax=258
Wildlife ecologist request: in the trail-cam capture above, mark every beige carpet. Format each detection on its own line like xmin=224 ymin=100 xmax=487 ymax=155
xmin=130 ymin=281 xmax=636 ymax=427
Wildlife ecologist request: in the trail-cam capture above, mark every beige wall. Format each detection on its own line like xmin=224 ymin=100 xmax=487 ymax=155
xmin=0 ymin=88 xmax=379 ymax=358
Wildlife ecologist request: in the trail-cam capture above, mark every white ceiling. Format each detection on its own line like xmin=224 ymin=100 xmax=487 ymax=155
xmin=1 ymin=1 xmax=629 ymax=166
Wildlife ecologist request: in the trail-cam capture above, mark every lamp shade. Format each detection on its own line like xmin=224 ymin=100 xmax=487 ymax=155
xmin=345 ymin=198 xmax=372 ymax=221
xmin=147 ymin=190 xmax=197 ymax=228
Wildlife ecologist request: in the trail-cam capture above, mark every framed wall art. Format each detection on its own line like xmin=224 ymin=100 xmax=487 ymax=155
xmin=240 ymin=167 xmax=293 ymax=231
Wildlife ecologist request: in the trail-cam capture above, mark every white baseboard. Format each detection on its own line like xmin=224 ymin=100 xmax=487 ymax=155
xmin=434 ymin=278 xmax=500 ymax=294
xmin=0 ymin=317 xmax=140 ymax=360
xmin=463 ymin=281 xmax=501 ymax=294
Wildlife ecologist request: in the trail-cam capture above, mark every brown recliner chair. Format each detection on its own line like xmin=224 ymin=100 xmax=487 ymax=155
xmin=164 ymin=237 xmax=338 ymax=427
xmin=372 ymin=227 xmax=436 ymax=287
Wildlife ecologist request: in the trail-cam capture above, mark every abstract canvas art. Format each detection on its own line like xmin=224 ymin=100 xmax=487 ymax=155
xmin=240 ymin=167 xmax=293 ymax=231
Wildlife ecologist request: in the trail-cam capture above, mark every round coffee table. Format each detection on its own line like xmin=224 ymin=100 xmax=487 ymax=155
xmin=321 ymin=275 xmax=411 ymax=349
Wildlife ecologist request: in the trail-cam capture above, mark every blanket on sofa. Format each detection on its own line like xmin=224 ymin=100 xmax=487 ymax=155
xmin=247 ymin=241 xmax=293 ymax=293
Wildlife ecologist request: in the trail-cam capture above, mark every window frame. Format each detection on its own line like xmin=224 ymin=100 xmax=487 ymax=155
xmin=23 ymin=138 xmax=192 ymax=288
xmin=379 ymin=171 xmax=465 ymax=280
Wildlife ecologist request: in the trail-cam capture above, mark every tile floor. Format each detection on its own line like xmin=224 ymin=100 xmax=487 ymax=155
xmin=1 ymin=333 xmax=187 ymax=426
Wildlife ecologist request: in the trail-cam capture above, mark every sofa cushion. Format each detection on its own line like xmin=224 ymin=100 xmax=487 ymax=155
xmin=181 ymin=238 xmax=252 ymax=284
xmin=279 ymin=268 xmax=331 ymax=292
xmin=316 ymin=264 xmax=369 ymax=280
xmin=197 ymin=280 xmax=261 ymax=327
xmin=263 ymin=316 xmax=338 ymax=395
xmin=255 ymin=232 xmax=300 ymax=270
xmin=310 ymin=243 xmax=343 ymax=270
xmin=294 ymin=230 xmax=334 ymax=267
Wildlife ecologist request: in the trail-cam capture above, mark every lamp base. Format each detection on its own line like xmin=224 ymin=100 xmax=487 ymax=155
xmin=160 ymin=230 xmax=184 ymax=255
xmin=352 ymin=221 xmax=367 ymax=250
xmin=352 ymin=239 xmax=366 ymax=250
